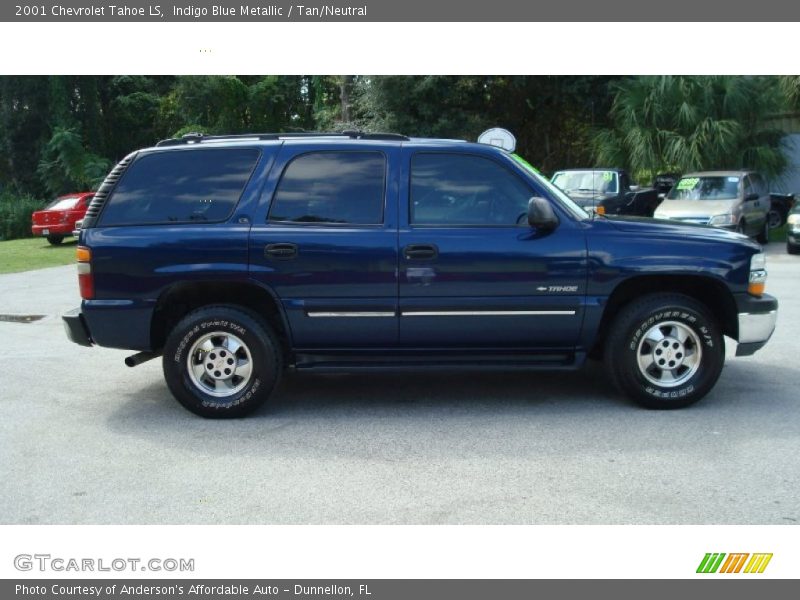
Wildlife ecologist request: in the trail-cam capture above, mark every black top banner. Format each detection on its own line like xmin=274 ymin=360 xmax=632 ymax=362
xmin=4 ymin=0 xmax=800 ymax=21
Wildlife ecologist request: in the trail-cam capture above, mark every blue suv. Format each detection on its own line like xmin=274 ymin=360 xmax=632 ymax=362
xmin=63 ymin=131 xmax=778 ymax=417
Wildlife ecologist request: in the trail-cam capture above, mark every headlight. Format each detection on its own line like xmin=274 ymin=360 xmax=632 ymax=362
xmin=708 ymin=214 xmax=737 ymax=226
xmin=787 ymin=213 xmax=800 ymax=226
xmin=749 ymin=252 xmax=767 ymax=296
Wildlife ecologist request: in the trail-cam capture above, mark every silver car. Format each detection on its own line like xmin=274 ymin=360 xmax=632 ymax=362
xmin=653 ymin=170 xmax=770 ymax=243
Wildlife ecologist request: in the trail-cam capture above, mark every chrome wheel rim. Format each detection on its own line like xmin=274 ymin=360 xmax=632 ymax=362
xmin=636 ymin=321 xmax=702 ymax=388
xmin=186 ymin=331 xmax=253 ymax=397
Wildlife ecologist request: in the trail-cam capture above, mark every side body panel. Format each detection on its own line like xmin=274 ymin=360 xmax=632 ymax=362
xmin=579 ymin=217 xmax=757 ymax=350
xmin=81 ymin=145 xmax=277 ymax=351
xmin=247 ymin=141 xmax=401 ymax=348
xmin=397 ymin=145 xmax=588 ymax=349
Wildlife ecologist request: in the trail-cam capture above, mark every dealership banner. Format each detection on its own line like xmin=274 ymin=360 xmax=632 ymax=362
xmin=3 ymin=0 xmax=800 ymax=21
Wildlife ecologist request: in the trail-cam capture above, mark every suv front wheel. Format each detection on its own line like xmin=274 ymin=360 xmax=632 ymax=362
xmin=604 ymin=294 xmax=724 ymax=409
xmin=162 ymin=305 xmax=283 ymax=418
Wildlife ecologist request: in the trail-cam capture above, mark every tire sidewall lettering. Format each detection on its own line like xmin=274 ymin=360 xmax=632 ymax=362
xmin=201 ymin=377 xmax=262 ymax=409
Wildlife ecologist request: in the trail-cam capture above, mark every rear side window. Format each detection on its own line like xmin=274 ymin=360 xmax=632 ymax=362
xmin=269 ymin=151 xmax=385 ymax=225
xmin=99 ymin=148 xmax=259 ymax=226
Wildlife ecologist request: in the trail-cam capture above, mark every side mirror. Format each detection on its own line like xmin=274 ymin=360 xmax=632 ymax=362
xmin=745 ymin=193 xmax=759 ymax=202
xmin=527 ymin=197 xmax=559 ymax=231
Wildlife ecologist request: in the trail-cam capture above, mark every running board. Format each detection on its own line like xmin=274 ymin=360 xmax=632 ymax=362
xmin=291 ymin=350 xmax=584 ymax=372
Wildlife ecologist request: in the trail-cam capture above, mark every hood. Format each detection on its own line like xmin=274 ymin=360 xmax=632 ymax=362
xmin=603 ymin=214 xmax=759 ymax=248
xmin=654 ymin=198 xmax=738 ymax=219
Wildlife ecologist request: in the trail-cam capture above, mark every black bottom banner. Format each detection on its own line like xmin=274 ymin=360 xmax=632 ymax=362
xmin=3 ymin=580 xmax=797 ymax=600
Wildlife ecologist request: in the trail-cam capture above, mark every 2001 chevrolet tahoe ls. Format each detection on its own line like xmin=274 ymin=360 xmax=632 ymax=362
xmin=63 ymin=131 xmax=777 ymax=417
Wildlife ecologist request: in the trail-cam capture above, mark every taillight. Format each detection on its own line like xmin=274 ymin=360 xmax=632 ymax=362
xmin=76 ymin=246 xmax=94 ymax=299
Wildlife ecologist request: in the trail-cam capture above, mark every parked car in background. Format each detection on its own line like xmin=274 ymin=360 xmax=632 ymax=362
xmin=787 ymin=201 xmax=800 ymax=254
xmin=551 ymin=168 xmax=660 ymax=217
xmin=653 ymin=171 xmax=770 ymax=243
xmin=653 ymin=172 xmax=681 ymax=199
xmin=768 ymin=193 xmax=795 ymax=229
xmin=31 ymin=192 xmax=94 ymax=245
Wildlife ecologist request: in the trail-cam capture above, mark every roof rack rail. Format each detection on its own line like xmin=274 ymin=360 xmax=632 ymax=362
xmin=155 ymin=130 xmax=409 ymax=147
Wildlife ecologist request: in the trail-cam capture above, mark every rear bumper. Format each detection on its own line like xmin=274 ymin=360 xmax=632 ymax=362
xmin=735 ymin=293 xmax=778 ymax=356
xmin=63 ymin=302 xmax=153 ymax=351
xmin=62 ymin=308 xmax=93 ymax=347
xmin=32 ymin=224 xmax=73 ymax=235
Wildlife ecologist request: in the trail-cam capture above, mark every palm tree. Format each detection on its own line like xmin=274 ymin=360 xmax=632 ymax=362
xmin=593 ymin=76 xmax=788 ymax=182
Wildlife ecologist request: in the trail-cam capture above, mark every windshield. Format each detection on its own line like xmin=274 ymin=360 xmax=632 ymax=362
xmin=510 ymin=153 xmax=541 ymax=175
xmin=505 ymin=154 xmax=588 ymax=220
xmin=552 ymin=170 xmax=618 ymax=195
xmin=45 ymin=196 xmax=80 ymax=210
xmin=667 ymin=176 xmax=740 ymax=201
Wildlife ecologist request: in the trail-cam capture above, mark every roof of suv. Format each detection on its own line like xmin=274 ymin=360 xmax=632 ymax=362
xmin=145 ymin=131 xmax=524 ymax=156
xmin=155 ymin=131 xmax=470 ymax=148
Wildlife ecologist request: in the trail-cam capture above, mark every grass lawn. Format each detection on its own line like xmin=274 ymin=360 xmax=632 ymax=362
xmin=0 ymin=236 xmax=78 ymax=274
xmin=768 ymin=223 xmax=787 ymax=243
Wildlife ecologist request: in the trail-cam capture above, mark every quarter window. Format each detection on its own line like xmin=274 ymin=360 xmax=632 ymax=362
xmin=99 ymin=148 xmax=259 ymax=226
xmin=410 ymin=153 xmax=532 ymax=226
xmin=269 ymin=152 xmax=386 ymax=225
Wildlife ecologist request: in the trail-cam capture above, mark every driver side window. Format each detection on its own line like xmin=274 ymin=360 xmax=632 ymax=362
xmin=743 ymin=176 xmax=754 ymax=197
xmin=410 ymin=153 xmax=532 ymax=226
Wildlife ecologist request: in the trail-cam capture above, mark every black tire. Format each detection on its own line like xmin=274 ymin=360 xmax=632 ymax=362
xmin=736 ymin=220 xmax=746 ymax=236
xmin=604 ymin=294 xmax=725 ymax=409
xmin=756 ymin=219 xmax=769 ymax=244
xmin=162 ymin=305 xmax=283 ymax=418
xmin=788 ymin=242 xmax=800 ymax=255
xmin=46 ymin=234 xmax=64 ymax=245
xmin=767 ymin=208 xmax=783 ymax=229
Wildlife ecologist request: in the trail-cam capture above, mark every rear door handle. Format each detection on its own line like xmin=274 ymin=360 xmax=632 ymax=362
xmin=403 ymin=244 xmax=438 ymax=260
xmin=265 ymin=243 xmax=298 ymax=259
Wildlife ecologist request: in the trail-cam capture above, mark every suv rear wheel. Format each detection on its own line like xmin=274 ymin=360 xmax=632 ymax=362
xmin=604 ymin=294 xmax=724 ymax=409
xmin=162 ymin=305 xmax=283 ymax=418
xmin=46 ymin=234 xmax=64 ymax=245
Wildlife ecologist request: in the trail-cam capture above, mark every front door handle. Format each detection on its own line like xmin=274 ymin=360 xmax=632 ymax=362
xmin=265 ymin=243 xmax=298 ymax=259
xmin=403 ymin=244 xmax=438 ymax=260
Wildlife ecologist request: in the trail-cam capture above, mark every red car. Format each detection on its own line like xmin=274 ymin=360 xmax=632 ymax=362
xmin=31 ymin=192 xmax=94 ymax=245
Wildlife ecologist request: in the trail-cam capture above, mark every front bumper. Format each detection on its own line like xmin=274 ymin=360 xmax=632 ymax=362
xmin=62 ymin=308 xmax=93 ymax=347
xmin=735 ymin=293 xmax=778 ymax=356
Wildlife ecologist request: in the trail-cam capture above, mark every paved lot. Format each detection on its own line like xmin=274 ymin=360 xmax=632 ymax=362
xmin=0 ymin=244 xmax=798 ymax=524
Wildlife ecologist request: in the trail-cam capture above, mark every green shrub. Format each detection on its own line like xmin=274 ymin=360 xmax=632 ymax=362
xmin=0 ymin=192 xmax=47 ymax=241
